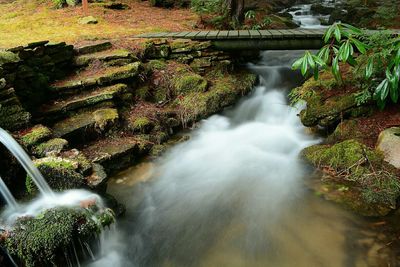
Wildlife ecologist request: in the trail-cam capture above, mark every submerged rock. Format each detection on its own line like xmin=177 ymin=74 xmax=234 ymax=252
xmin=302 ymin=140 xmax=400 ymax=216
xmin=376 ymin=127 xmax=400 ymax=169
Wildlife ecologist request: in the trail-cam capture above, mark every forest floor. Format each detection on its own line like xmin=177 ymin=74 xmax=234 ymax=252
xmin=0 ymin=0 xmax=198 ymax=49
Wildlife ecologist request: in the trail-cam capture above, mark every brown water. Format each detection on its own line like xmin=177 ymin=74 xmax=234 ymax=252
xmin=107 ymin=162 xmax=395 ymax=267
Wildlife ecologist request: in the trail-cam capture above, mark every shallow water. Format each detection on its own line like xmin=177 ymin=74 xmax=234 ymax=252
xmin=92 ymin=51 xmax=395 ymax=267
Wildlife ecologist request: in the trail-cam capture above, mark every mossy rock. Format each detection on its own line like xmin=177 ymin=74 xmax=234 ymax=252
xmin=0 ymin=51 xmax=20 ymax=65
xmin=302 ymin=139 xmax=382 ymax=171
xmin=26 ymin=157 xmax=86 ymax=195
xmin=128 ymin=116 xmax=154 ymax=134
xmin=19 ymin=125 xmax=52 ymax=148
xmin=93 ymin=108 xmax=119 ymax=131
xmin=174 ymin=74 xmax=208 ymax=94
xmin=147 ymin=59 xmax=167 ymax=71
xmin=326 ymin=119 xmax=364 ymax=144
xmin=32 ymin=138 xmax=68 ymax=157
xmin=143 ymin=42 xmax=170 ymax=59
xmin=302 ymin=140 xmax=400 ymax=216
xmin=3 ymin=207 xmax=114 ymax=267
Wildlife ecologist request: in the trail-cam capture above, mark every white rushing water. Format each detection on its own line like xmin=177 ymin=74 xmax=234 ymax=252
xmin=284 ymin=0 xmax=336 ymax=29
xmin=90 ymin=51 xmax=320 ymax=267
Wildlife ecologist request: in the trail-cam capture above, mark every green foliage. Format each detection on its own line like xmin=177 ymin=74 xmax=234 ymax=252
xmin=293 ymin=23 xmax=400 ymax=109
xmin=191 ymin=0 xmax=224 ymax=14
xmin=245 ymin=10 xmax=256 ymax=20
xmin=52 ymin=0 xmax=66 ymax=9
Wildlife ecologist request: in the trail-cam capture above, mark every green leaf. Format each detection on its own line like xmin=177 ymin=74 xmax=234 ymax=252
xmin=312 ymin=55 xmax=326 ymax=67
xmin=347 ymin=55 xmax=357 ymax=66
xmin=301 ymin=56 xmax=308 ymax=76
xmin=390 ymin=84 xmax=399 ymax=103
xmin=375 ymin=79 xmax=389 ymax=101
xmin=324 ymin=25 xmax=335 ymax=43
xmin=306 ymin=52 xmax=316 ymax=69
xmin=292 ymin=57 xmax=304 ymax=70
xmin=342 ymin=23 xmax=363 ymax=35
xmin=317 ymin=45 xmax=330 ymax=63
xmin=351 ymin=38 xmax=367 ymax=54
xmin=334 ymin=26 xmax=342 ymax=42
xmin=366 ymin=58 xmax=374 ymax=79
xmin=332 ymin=56 xmax=340 ymax=81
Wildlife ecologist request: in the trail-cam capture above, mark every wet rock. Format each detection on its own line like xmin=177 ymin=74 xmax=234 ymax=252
xmin=2 ymin=207 xmax=114 ymax=267
xmin=311 ymin=3 xmax=334 ymax=15
xmin=33 ymin=138 xmax=68 ymax=157
xmin=27 ymin=157 xmax=86 ymax=194
xmin=376 ymin=127 xmax=400 ymax=169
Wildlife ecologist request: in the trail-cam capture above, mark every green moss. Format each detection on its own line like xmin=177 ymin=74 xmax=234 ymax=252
xmin=302 ymin=139 xmax=381 ymax=171
xmin=3 ymin=207 xmax=114 ymax=267
xmin=33 ymin=138 xmax=68 ymax=157
xmin=93 ymin=108 xmax=119 ymax=131
xmin=19 ymin=125 xmax=52 ymax=147
xmin=147 ymin=59 xmax=167 ymax=71
xmin=26 ymin=157 xmax=84 ymax=195
xmin=174 ymin=71 xmax=256 ymax=126
xmin=174 ymin=74 xmax=208 ymax=94
xmin=0 ymin=50 xmax=20 ymax=65
xmin=129 ymin=117 xmax=154 ymax=133
xmin=303 ymin=140 xmax=400 ymax=211
xmin=135 ymin=85 xmax=151 ymax=100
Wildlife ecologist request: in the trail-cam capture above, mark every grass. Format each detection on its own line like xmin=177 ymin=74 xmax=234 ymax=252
xmin=0 ymin=0 xmax=198 ymax=48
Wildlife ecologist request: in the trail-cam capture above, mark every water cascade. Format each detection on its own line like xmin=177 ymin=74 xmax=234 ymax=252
xmin=0 ymin=177 xmax=19 ymax=210
xmin=0 ymin=128 xmax=53 ymax=196
xmin=89 ymin=50 xmax=329 ymax=267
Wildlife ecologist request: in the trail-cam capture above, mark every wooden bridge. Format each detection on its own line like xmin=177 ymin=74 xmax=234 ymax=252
xmin=135 ymin=29 xmax=399 ymax=50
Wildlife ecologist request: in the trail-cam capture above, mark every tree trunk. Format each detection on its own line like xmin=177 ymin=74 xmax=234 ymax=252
xmin=224 ymin=0 xmax=245 ymax=27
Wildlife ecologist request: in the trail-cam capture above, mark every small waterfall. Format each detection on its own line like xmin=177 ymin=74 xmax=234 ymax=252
xmin=0 ymin=127 xmax=53 ymax=196
xmin=0 ymin=177 xmax=19 ymax=210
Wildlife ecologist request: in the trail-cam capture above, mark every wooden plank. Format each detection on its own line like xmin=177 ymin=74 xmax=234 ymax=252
xmin=276 ymin=30 xmax=293 ymax=37
xmin=258 ymin=30 xmax=273 ymax=39
xmin=151 ymin=32 xmax=169 ymax=38
xmin=206 ymin=31 xmax=220 ymax=39
xmin=249 ymin=30 xmax=261 ymax=38
xmin=217 ymin=31 xmax=229 ymax=39
xmin=267 ymin=30 xmax=283 ymax=38
xmin=286 ymin=29 xmax=304 ymax=38
xmin=228 ymin=30 xmax=239 ymax=38
xmin=195 ymin=31 xmax=210 ymax=40
xmin=238 ymin=30 xmax=250 ymax=38
xmin=174 ymin=32 xmax=190 ymax=38
xmin=185 ymin=31 xmax=201 ymax=39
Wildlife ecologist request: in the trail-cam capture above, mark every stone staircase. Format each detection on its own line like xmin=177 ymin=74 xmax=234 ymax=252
xmin=16 ymin=42 xmax=146 ymax=195
xmin=35 ymin=42 xmax=141 ymax=144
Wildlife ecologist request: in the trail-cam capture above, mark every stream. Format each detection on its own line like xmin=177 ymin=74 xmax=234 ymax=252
xmin=90 ymin=51 xmax=393 ymax=267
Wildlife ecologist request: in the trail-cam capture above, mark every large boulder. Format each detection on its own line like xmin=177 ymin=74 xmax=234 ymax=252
xmin=376 ymin=127 xmax=400 ymax=169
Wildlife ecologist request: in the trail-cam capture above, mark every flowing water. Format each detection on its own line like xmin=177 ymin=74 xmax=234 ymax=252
xmin=0 ymin=177 xmax=19 ymax=211
xmin=0 ymin=128 xmax=53 ymax=196
xmin=283 ymin=0 xmax=336 ymax=29
xmin=87 ymin=50 xmax=396 ymax=267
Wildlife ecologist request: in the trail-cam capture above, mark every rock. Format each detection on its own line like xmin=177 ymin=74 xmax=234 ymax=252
xmin=78 ymin=16 xmax=98 ymax=25
xmin=376 ymin=127 xmax=400 ymax=169
xmin=2 ymin=207 xmax=114 ymax=267
xmin=0 ymin=78 xmax=6 ymax=90
xmin=128 ymin=116 xmax=154 ymax=134
xmin=18 ymin=124 xmax=52 ymax=148
xmin=174 ymin=73 xmax=208 ymax=94
xmin=143 ymin=42 xmax=170 ymax=59
xmin=93 ymin=108 xmax=119 ymax=131
xmin=302 ymin=140 xmax=400 ymax=216
xmin=33 ymin=138 xmax=68 ymax=157
xmin=27 ymin=157 xmax=86 ymax=194
xmin=104 ymin=2 xmax=130 ymax=9
xmin=75 ymin=41 xmax=112 ymax=55
xmin=0 ymin=51 xmax=20 ymax=65
xmin=310 ymin=3 xmax=335 ymax=15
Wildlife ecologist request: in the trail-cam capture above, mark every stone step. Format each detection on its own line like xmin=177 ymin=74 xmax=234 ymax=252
xmin=39 ymin=84 xmax=128 ymax=119
xmin=51 ymin=108 xmax=119 ymax=143
xmin=73 ymin=49 xmax=138 ymax=67
xmin=50 ymin=62 xmax=141 ymax=97
xmin=82 ymin=135 xmax=152 ymax=174
xmin=75 ymin=41 xmax=112 ymax=55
